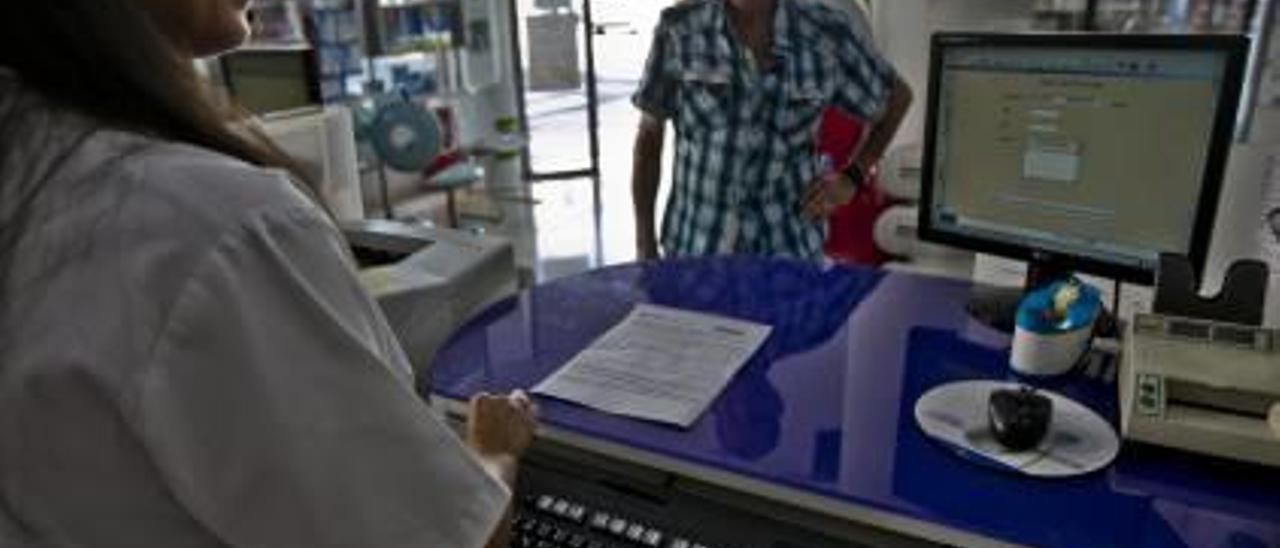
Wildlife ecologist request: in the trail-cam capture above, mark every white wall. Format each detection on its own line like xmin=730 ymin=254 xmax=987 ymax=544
xmin=1206 ymin=145 xmax=1269 ymax=289
xmin=872 ymin=0 xmax=1038 ymax=149
xmin=1213 ymin=132 xmax=1280 ymax=327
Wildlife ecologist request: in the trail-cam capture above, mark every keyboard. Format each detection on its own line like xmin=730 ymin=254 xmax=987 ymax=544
xmin=512 ymin=492 xmax=718 ymax=548
xmin=495 ymin=437 xmax=932 ymax=548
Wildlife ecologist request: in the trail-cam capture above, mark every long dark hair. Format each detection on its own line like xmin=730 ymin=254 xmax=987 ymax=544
xmin=0 ymin=1 xmax=304 ymax=171
xmin=0 ymin=2 xmax=314 ymax=330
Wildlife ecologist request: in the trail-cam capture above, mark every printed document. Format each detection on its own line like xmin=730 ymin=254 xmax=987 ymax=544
xmin=533 ymin=304 xmax=772 ymax=427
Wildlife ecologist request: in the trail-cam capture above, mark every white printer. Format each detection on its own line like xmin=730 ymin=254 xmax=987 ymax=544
xmin=343 ymin=220 xmax=518 ymax=376
xmin=1120 ymin=313 xmax=1280 ymax=467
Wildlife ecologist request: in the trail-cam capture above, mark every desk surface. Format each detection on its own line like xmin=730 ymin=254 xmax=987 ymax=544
xmin=430 ymin=256 xmax=1280 ymax=548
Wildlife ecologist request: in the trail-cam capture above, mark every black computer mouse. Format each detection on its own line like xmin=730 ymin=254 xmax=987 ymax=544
xmin=988 ymin=387 xmax=1053 ymax=452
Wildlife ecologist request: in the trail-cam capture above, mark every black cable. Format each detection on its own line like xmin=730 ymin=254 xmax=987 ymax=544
xmin=1112 ymin=279 xmax=1122 ymax=318
xmin=1094 ymin=278 xmax=1122 ymax=340
xmin=377 ymin=162 xmax=394 ymax=220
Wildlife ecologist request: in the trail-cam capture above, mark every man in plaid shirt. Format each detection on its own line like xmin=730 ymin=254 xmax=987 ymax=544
xmin=631 ymin=0 xmax=912 ymax=260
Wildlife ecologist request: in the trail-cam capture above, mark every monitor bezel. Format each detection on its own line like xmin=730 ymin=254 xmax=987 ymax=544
xmin=918 ymin=32 xmax=1250 ymax=285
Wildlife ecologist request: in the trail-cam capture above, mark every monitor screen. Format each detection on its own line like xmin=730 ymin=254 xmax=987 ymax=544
xmin=221 ymin=47 xmax=321 ymax=115
xmin=920 ymin=34 xmax=1249 ymax=284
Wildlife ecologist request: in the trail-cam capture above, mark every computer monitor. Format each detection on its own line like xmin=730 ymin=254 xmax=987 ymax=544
xmin=919 ymin=33 xmax=1249 ymax=300
xmin=220 ymin=45 xmax=322 ymax=115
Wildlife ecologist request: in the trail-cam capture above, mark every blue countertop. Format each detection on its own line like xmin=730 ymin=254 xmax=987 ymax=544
xmin=429 ymin=256 xmax=1280 ymax=548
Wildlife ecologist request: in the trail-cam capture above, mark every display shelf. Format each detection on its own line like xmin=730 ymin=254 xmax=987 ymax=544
xmin=307 ymin=0 xmax=365 ymax=102
xmin=249 ymin=0 xmax=308 ymax=43
xmin=378 ymin=0 xmax=460 ymax=9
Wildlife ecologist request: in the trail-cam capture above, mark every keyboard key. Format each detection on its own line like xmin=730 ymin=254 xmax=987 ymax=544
xmin=609 ymin=517 xmax=628 ymax=536
xmin=535 ymin=523 xmax=553 ymax=539
xmin=669 ymin=540 xmax=691 ymax=548
xmin=552 ymin=500 xmax=571 ymax=516
xmin=516 ymin=534 xmax=536 ymax=548
xmin=567 ymin=533 xmax=589 ymax=548
xmin=552 ymin=529 xmax=570 ymax=544
xmin=566 ymin=504 xmax=588 ymax=522
xmin=536 ymin=495 xmax=556 ymax=512
xmin=589 ymin=512 xmax=611 ymax=530
xmin=627 ymin=524 xmax=646 ymax=541
xmin=643 ymin=528 xmax=664 ymax=547
xmin=535 ymin=540 xmax=552 ymax=548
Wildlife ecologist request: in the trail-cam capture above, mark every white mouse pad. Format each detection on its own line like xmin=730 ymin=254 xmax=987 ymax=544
xmin=914 ymin=380 xmax=1119 ymax=477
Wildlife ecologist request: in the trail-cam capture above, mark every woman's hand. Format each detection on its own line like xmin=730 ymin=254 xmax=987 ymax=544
xmin=469 ymin=392 xmax=537 ymax=548
xmin=466 ymin=390 xmax=538 ymax=462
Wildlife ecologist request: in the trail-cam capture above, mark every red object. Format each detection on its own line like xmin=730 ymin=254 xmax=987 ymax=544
xmin=424 ymin=149 xmax=464 ymax=178
xmin=434 ymin=106 xmax=457 ymax=150
xmin=818 ymin=108 xmax=892 ymax=266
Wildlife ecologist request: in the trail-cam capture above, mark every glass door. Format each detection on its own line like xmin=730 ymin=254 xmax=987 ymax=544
xmin=512 ymin=0 xmax=602 ymax=180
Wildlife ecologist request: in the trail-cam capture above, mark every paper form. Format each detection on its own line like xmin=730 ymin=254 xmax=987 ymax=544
xmin=532 ymin=304 xmax=772 ymax=428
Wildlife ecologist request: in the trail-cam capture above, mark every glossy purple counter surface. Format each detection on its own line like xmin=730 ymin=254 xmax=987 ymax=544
xmin=430 ymin=257 xmax=1280 ymax=548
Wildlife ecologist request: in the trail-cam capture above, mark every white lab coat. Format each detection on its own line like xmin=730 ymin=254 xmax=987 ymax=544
xmin=0 ymin=80 xmax=508 ymax=547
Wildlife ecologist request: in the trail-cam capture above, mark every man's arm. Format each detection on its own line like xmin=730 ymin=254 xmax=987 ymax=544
xmin=633 ymin=113 xmax=667 ymax=260
xmin=630 ymin=9 xmax=676 ymax=260
xmin=852 ymin=74 xmax=913 ymax=174
xmin=801 ymin=75 xmax=913 ymax=220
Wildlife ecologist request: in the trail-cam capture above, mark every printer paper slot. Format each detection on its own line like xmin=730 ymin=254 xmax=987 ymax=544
xmin=1166 ymin=379 xmax=1277 ymax=420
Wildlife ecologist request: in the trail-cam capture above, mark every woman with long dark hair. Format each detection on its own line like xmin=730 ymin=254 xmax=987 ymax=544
xmin=0 ymin=1 xmax=534 ymax=546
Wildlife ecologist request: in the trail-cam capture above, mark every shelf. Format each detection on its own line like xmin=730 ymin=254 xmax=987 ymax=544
xmin=317 ymin=37 xmax=363 ymax=45
xmin=240 ymin=41 xmax=312 ymax=51
xmin=320 ymin=69 xmax=364 ymax=79
xmin=378 ymin=0 xmax=460 ymax=9
xmin=311 ymin=1 xmax=355 ymax=11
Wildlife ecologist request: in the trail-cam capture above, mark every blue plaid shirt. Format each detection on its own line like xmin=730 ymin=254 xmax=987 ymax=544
xmin=633 ymin=0 xmax=895 ymax=260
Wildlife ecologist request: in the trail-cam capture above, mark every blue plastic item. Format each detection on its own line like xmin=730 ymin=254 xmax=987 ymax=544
xmin=1015 ymin=279 xmax=1102 ymax=335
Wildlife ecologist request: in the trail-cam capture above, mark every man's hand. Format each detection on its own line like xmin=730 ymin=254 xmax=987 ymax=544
xmin=466 ymin=391 xmax=537 ymax=462
xmin=799 ymin=171 xmax=858 ymax=220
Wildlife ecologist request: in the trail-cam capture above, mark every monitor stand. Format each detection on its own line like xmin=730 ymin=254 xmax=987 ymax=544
xmin=966 ymin=257 xmax=1075 ymax=333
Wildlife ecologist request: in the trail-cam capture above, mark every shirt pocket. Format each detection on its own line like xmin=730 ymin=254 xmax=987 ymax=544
xmin=775 ymin=48 xmax=838 ymax=148
xmin=678 ymin=69 xmax=734 ymax=134
xmin=774 ymin=83 xmax=826 ymax=150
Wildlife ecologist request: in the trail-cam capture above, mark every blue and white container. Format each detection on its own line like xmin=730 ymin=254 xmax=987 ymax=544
xmin=1010 ymin=279 xmax=1103 ymax=377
